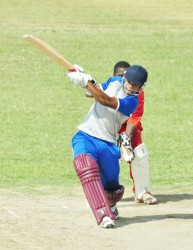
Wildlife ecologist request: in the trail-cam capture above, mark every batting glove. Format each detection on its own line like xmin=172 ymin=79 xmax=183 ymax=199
xmin=67 ymin=71 xmax=96 ymax=88
xmin=73 ymin=64 xmax=84 ymax=72
xmin=73 ymin=64 xmax=97 ymax=86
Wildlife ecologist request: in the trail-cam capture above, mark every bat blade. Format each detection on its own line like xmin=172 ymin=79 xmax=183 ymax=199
xmin=23 ymin=34 xmax=75 ymax=70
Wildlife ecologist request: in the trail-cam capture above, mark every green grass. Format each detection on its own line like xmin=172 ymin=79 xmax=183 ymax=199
xmin=0 ymin=0 xmax=193 ymax=191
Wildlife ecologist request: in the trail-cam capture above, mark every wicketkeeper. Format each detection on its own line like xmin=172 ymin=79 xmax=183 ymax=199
xmin=67 ymin=64 xmax=148 ymax=228
xmin=104 ymin=61 xmax=157 ymax=205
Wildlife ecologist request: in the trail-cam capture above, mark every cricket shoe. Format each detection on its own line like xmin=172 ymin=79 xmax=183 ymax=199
xmin=135 ymin=191 xmax=157 ymax=205
xmin=100 ymin=216 xmax=115 ymax=228
xmin=111 ymin=205 xmax=119 ymax=219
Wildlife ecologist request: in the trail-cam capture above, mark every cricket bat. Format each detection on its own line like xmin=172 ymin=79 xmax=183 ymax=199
xmin=23 ymin=34 xmax=75 ymax=70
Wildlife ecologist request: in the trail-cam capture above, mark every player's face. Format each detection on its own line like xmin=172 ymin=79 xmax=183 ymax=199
xmin=114 ymin=67 xmax=128 ymax=77
xmin=123 ymin=78 xmax=140 ymax=96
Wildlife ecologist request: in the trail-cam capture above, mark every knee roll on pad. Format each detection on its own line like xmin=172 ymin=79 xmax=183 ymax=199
xmin=73 ymin=154 xmax=115 ymax=224
xmin=105 ymin=185 xmax=125 ymax=206
xmin=134 ymin=143 xmax=148 ymax=158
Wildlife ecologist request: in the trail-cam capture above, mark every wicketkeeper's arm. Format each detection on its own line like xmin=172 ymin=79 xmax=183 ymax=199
xmin=126 ymin=124 xmax=136 ymax=137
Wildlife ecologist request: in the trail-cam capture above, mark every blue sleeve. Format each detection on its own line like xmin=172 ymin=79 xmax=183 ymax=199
xmin=118 ymin=96 xmax=138 ymax=117
xmin=101 ymin=76 xmax=123 ymax=90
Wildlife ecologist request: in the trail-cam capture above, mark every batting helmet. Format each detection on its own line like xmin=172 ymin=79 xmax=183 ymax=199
xmin=125 ymin=65 xmax=148 ymax=87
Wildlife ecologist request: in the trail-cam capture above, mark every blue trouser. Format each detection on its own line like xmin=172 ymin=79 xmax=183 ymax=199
xmin=72 ymin=131 xmax=121 ymax=192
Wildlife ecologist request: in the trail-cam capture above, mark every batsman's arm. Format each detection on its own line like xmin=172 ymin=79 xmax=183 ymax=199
xmin=85 ymin=85 xmax=102 ymax=98
xmin=86 ymin=82 xmax=118 ymax=109
xmin=67 ymin=70 xmax=118 ymax=108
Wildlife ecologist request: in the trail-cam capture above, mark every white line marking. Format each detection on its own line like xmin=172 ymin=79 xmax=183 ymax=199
xmin=62 ymin=205 xmax=68 ymax=209
xmin=3 ymin=207 xmax=20 ymax=220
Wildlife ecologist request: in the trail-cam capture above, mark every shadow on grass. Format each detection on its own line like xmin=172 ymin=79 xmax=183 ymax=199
xmin=122 ymin=193 xmax=193 ymax=204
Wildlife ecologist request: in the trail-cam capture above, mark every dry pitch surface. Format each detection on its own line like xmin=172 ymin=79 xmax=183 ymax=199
xmin=0 ymin=187 xmax=193 ymax=250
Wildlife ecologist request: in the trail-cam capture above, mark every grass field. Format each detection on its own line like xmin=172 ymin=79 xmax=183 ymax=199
xmin=0 ymin=0 xmax=193 ymax=192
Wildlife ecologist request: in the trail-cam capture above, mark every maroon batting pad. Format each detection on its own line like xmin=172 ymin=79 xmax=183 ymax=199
xmin=73 ymin=154 xmax=115 ymax=224
xmin=105 ymin=185 xmax=125 ymax=206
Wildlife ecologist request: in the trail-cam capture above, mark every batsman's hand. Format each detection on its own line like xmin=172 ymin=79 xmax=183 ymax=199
xmin=67 ymin=71 xmax=96 ymax=88
xmin=73 ymin=64 xmax=84 ymax=72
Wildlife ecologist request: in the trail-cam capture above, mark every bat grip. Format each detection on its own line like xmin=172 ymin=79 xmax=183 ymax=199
xmin=68 ymin=68 xmax=77 ymax=72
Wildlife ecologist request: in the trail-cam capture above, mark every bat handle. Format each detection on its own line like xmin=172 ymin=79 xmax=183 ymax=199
xmin=68 ymin=68 xmax=77 ymax=72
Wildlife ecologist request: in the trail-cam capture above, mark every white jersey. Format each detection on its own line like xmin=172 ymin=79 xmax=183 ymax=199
xmin=77 ymin=78 xmax=138 ymax=144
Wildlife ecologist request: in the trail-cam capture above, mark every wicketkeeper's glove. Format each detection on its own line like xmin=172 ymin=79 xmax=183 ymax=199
xmin=116 ymin=132 xmax=135 ymax=162
xmin=116 ymin=132 xmax=132 ymax=148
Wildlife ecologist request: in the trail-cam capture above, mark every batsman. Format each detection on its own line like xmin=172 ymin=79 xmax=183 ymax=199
xmin=67 ymin=64 xmax=148 ymax=228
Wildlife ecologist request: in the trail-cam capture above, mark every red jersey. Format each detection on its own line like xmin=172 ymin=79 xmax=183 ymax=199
xmin=119 ymin=90 xmax=144 ymax=133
